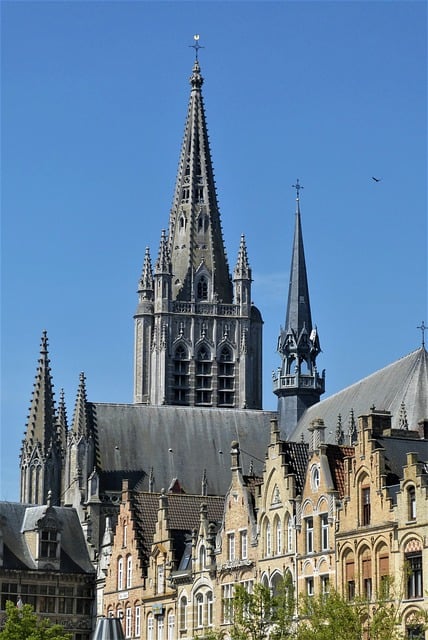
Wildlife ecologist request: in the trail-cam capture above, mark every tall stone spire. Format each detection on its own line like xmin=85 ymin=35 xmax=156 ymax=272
xmin=168 ymin=58 xmax=232 ymax=303
xmin=134 ymin=50 xmax=262 ymax=408
xmin=273 ymin=182 xmax=325 ymax=438
xmin=20 ymin=331 xmax=63 ymax=505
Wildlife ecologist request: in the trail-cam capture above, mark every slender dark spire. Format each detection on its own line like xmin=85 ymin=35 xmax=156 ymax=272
xmin=168 ymin=56 xmax=232 ymax=302
xmin=273 ymin=184 xmax=325 ymax=438
xmin=285 ymin=180 xmax=313 ymax=337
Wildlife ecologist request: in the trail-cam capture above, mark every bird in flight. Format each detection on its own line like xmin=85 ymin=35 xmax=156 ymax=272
xmin=372 ymin=176 xmax=381 ymax=182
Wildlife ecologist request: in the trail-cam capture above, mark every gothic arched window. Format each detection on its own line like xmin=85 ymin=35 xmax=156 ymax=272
xmin=196 ymin=345 xmax=212 ymax=406
xmin=197 ymin=276 xmax=208 ymax=300
xmin=218 ymin=346 xmax=234 ymax=407
xmin=173 ymin=346 xmax=189 ymax=405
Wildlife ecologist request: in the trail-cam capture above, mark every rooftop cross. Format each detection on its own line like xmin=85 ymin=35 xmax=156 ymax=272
xmin=417 ymin=320 xmax=426 ymax=348
xmin=189 ymin=34 xmax=204 ymax=61
xmin=292 ymin=179 xmax=304 ymax=201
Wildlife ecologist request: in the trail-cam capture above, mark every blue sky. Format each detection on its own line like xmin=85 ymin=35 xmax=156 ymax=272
xmin=1 ymin=1 xmax=427 ymax=501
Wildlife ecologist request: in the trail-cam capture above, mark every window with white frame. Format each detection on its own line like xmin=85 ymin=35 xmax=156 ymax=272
xmin=167 ymin=611 xmax=175 ymax=640
xmin=207 ymin=591 xmax=213 ymax=626
xmin=126 ymin=555 xmax=132 ymax=588
xmin=135 ymin=606 xmax=141 ymax=637
xmin=147 ymin=615 xmax=154 ymax=640
xmin=306 ymin=577 xmax=314 ymax=596
xmin=222 ymin=584 xmax=234 ymax=623
xmin=123 ymin=523 xmax=128 ymax=548
xmin=266 ymin=521 xmax=272 ymax=557
xmin=306 ymin=517 xmax=314 ymax=553
xmin=287 ymin=516 xmax=293 ymax=552
xmin=117 ymin=557 xmax=124 ymax=590
xmin=157 ymin=615 xmax=164 ymax=640
xmin=240 ymin=530 xmax=248 ymax=560
xmin=179 ymin=596 xmax=187 ymax=629
xmin=125 ymin=607 xmax=132 ymax=638
xmin=275 ymin=518 xmax=282 ymax=555
xmin=227 ymin=533 xmax=235 ymax=561
xmin=406 ymin=553 xmax=423 ymax=599
xmin=157 ymin=564 xmax=164 ymax=594
xmin=321 ymin=574 xmax=330 ymax=598
xmin=196 ymin=593 xmax=204 ymax=627
xmin=321 ymin=514 xmax=329 ymax=550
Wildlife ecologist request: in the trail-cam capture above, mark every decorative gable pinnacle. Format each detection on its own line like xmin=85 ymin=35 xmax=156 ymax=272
xmin=71 ymin=372 xmax=90 ymax=438
xmin=234 ymin=234 xmax=252 ymax=280
xmin=155 ymin=230 xmax=171 ymax=274
xmin=138 ymin=246 xmax=154 ymax=295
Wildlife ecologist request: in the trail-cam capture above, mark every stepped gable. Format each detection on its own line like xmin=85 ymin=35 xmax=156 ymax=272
xmin=89 ymin=404 xmax=275 ymax=496
xmin=291 ymin=347 xmax=428 ymax=443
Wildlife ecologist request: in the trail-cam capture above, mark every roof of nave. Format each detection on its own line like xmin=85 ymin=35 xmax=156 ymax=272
xmin=290 ymin=347 xmax=428 ymax=444
xmin=89 ymin=404 xmax=276 ymax=496
xmin=0 ymin=502 xmax=95 ymax=573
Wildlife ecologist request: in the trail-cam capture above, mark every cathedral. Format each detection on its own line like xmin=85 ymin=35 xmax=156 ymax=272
xmin=7 ymin=51 xmax=428 ymax=639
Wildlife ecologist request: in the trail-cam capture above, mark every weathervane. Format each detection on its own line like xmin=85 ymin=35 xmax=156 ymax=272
xmin=417 ymin=321 xmax=426 ymax=348
xmin=190 ymin=34 xmax=204 ymax=61
xmin=292 ymin=179 xmax=304 ymax=201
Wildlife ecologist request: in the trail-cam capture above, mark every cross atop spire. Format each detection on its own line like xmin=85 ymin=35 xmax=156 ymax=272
xmin=189 ymin=34 xmax=204 ymax=61
xmin=417 ymin=320 xmax=426 ymax=348
xmin=292 ymin=178 xmax=304 ymax=201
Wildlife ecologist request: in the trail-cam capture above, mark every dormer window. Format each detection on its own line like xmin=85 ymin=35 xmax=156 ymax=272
xmin=40 ymin=529 xmax=59 ymax=559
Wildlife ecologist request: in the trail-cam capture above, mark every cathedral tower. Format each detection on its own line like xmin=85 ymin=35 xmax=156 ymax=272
xmin=134 ymin=55 xmax=263 ymax=408
xmin=273 ymin=182 xmax=325 ymax=437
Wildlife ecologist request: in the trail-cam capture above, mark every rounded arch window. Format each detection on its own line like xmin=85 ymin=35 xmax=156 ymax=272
xmin=311 ymin=465 xmax=320 ymax=491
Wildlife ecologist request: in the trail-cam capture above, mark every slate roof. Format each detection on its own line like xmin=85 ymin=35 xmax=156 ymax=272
xmin=89 ymin=404 xmax=275 ymax=496
xmin=375 ymin=435 xmax=428 ymax=484
xmin=129 ymin=491 xmax=224 ymax=568
xmin=325 ymin=445 xmax=354 ymax=497
xmin=281 ymin=441 xmax=309 ymax=495
xmin=0 ymin=502 xmax=95 ymax=573
xmin=290 ymin=347 xmax=428 ymax=443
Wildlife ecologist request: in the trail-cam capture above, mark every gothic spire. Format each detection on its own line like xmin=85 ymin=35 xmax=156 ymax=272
xmin=285 ymin=181 xmax=314 ymax=340
xmin=71 ymin=372 xmax=90 ymax=438
xmin=20 ymin=331 xmax=63 ymax=505
xmin=168 ymin=57 xmax=232 ymax=303
xmin=273 ymin=183 xmax=325 ymax=438
xmin=23 ymin=330 xmax=58 ymax=454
